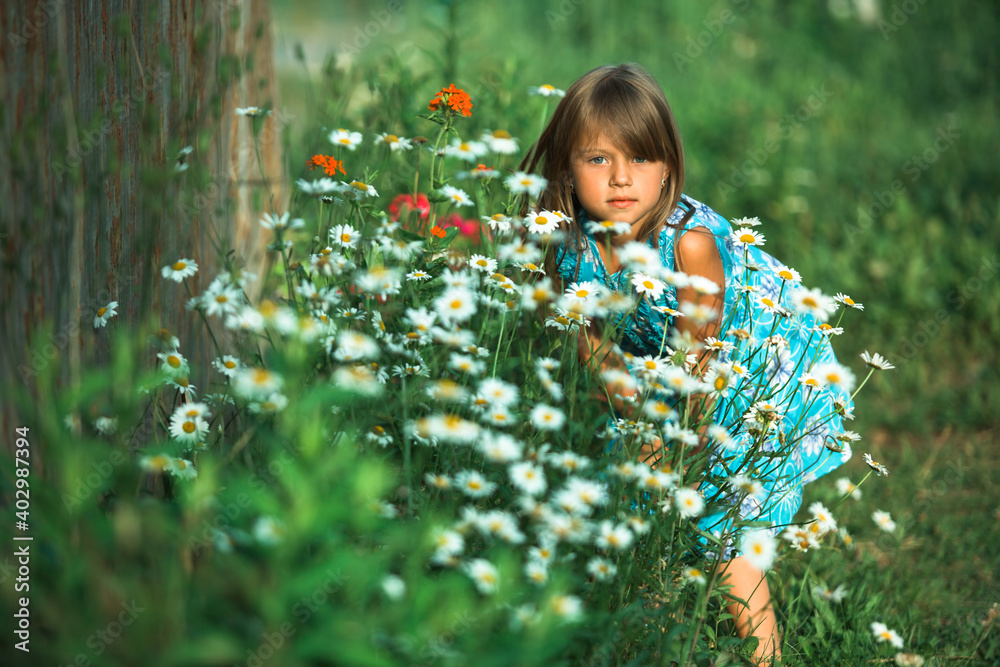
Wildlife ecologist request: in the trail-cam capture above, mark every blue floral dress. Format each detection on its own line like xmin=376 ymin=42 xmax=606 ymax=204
xmin=556 ymin=194 xmax=854 ymax=550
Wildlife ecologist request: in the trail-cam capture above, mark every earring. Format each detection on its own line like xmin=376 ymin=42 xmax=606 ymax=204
xmin=569 ymin=182 xmax=575 ymax=191
xmin=661 ymin=178 xmax=666 ymax=189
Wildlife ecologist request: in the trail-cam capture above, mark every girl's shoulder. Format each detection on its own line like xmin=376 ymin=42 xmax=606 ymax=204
xmin=657 ymin=194 xmax=733 ymax=246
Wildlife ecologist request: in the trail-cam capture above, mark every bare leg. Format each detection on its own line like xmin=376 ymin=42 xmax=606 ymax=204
xmin=717 ymin=556 xmax=782 ymax=664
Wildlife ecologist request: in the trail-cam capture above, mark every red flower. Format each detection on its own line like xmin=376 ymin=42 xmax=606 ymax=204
xmin=438 ymin=213 xmax=479 ymax=238
xmin=306 ymin=155 xmax=346 ymax=176
xmin=388 ymin=193 xmax=431 ymax=222
xmin=430 ymin=225 xmax=447 ymax=238
xmin=428 ymin=84 xmax=473 ymax=117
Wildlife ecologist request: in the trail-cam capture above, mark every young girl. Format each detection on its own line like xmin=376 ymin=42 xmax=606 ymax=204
xmin=520 ymin=63 xmax=854 ymax=663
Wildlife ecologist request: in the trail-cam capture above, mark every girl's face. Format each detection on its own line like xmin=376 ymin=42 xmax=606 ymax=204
xmin=569 ymin=132 xmax=668 ymax=232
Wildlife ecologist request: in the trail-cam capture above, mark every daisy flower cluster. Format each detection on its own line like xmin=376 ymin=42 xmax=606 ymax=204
xmin=110 ymin=84 xmax=904 ymax=645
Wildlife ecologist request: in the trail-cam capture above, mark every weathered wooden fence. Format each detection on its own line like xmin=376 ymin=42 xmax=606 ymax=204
xmin=1 ymin=0 xmax=287 ymax=466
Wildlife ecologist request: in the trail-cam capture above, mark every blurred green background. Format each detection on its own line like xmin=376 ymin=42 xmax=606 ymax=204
xmin=269 ymin=0 xmax=1000 ymax=435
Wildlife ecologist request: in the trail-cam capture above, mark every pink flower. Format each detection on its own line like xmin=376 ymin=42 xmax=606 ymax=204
xmin=438 ymin=213 xmax=479 ymax=238
xmin=388 ymin=193 xmax=430 ymax=222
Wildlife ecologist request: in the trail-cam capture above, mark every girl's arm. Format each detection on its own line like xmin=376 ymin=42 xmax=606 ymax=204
xmin=670 ymin=226 xmax=727 ymax=453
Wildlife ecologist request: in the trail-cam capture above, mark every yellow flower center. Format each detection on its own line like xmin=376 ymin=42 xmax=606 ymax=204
xmin=97 ymin=307 xmax=107 ymax=317
xmin=224 ymin=360 xmax=236 ymax=369
xmin=341 ymin=233 xmax=351 ymax=243
xmin=520 ymin=178 xmax=532 ymax=186
xmin=739 ymin=233 xmax=756 ymax=243
xmin=167 ymin=355 xmax=181 ymax=367
xmin=642 ymin=280 xmax=654 ymax=290
xmin=350 ymin=181 xmax=367 ymax=191
xmin=384 ymin=134 xmax=399 ymax=143
xmin=644 ymin=360 xmax=657 ymax=370
xmin=149 ymin=455 xmax=169 ymax=469
xmin=176 ymin=377 xmax=189 ymax=387
xmin=215 ymin=295 xmax=228 ymax=303
xmin=493 ymin=129 xmax=511 ymax=138
xmin=802 ymin=296 xmax=818 ymax=308
xmin=541 ymin=84 xmax=554 ymax=91
xmin=844 ymin=297 xmax=855 ymax=305
xmin=467 ymin=480 xmax=481 ymax=490
xmin=183 ymin=421 xmax=196 ymax=434
xmin=261 ymin=401 xmax=275 ymax=411
xmin=575 ymin=289 xmax=589 ymax=298
xmin=172 ymin=261 xmax=186 ymax=271
xmin=523 ymin=263 xmax=538 ymax=271
xmin=715 ymin=376 xmax=728 ymax=391
xmin=450 ymin=299 xmax=463 ymax=310
xmin=753 ymin=544 xmax=764 ymax=555
xmin=762 ymin=298 xmax=775 ymax=307
xmin=475 ymin=259 xmax=488 ymax=267
xmin=778 ymin=270 xmax=793 ymax=280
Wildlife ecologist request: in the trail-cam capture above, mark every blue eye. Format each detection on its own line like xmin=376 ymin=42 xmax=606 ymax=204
xmin=589 ymin=156 xmax=607 ymax=165
xmin=633 ymin=157 xmax=649 ymax=163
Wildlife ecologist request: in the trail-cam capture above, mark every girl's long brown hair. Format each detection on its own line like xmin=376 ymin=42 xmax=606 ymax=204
xmin=519 ymin=63 xmax=693 ymax=281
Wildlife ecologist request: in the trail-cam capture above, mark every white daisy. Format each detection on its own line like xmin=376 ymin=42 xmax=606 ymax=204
xmin=331 ymin=223 xmax=360 ymax=249
xmin=834 ymin=292 xmax=864 ymax=310
xmin=340 ymin=180 xmax=378 ymax=200
xmin=434 ymin=287 xmax=477 ymax=325
xmin=791 ymin=287 xmax=837 ymax=321
xmin=811 ymin=361 xmax=856 ymax=393
xmin=872 ymin=509 xmax=896 ymax=533
xmin=469 ymin=254 xmax=499 ymax=274
xmin=549 ymin=595 xmax=582 ymax=622
xmin=477 ymin=378 xmax=519 ymax=407
xmin=529 ymin=84 xmax=565 ymax=97
xmin=682 ymin=566 xmax=707 ymax=585
xmin=480 ymin=129 xmax=519 ymax=154
xmin=730 ymin=216 xmax=762 ymax=227
xmin=524 ymin=560 xmax=548 ymax=586
xmin=161 ymin=259 xmax=199 ymax=282
xmin=464 ymin=559 xmax=499 ymax=594
xmin=731 ymin=227 xmax=766 ymax=247
xmin=260 ymin=212 xmax=305 ymax=231
xmin=328 ymin=128 xmax=363 ymax=150
xmin=776 ymin=266 xmax=802 ymax=282
xmin=587 ymin=557 xmax=618 ymax=582
xmin=509 ymin=461 xmax=547 ymax=496
xmin=861 ymin=350 xmax=895 ymax=370
xmin=808 ymin=501 xmax=838 ymax=535
xmin=93 ymin=300 xmax=118 ymax=328
xmin=454 ymin=470 xmax=497 ymax=498
xmin=446 ymin=139 xmax=488 ymax=162
xmin=524 ymin=209 xmax=563 ymax=235
xmin=440 ymin=184 xmax=473 ymax=207
xmin=483 ymin=213 xmax=513 ymax=232
xmin=870 ymin=622 xmax=904 ymax=649
xmin=235 ymin=107 xmax=268 ymax=117
xmin=530 ymin=404 xmax=565 ymax=431
xmin=505 ymin=171 xmax=548 ymax=198
xmin=168 ymin=458 xmax=198 ymax=480
xmin=673 ymin=488 xmax=704 ymax=518
xmin=375 ymin=132 xmax=412 ymax=151
xmin=595 ymin=521 xmax=633 ymax=551
xmin=585 ymin=219 xmax=632 ymax=235
xmin=631 ymin=272 xmax=666 ymax=299
xmin=157 ymin=349 xmax=190 ymax=377
xmin=740 ymin=529 xmax=778 ymax=571
xmin=836 ymin=477 xmax=862 ymax=500
xmin=168 ymin=404 xmax=210 ymax=443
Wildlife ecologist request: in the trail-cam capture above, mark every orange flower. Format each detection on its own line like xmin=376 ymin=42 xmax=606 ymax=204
xmin=430 ymin=225 xmax=447 ymax=238
xmin=306 ymin=155 xmax=346 ymax=176
xmin=428 ymin=84 xmax=473 ymax=118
